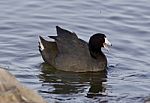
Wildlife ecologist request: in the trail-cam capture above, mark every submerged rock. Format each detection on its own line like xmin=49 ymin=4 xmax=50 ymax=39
xmin=0 ymin=68 xmax=47 ymax=103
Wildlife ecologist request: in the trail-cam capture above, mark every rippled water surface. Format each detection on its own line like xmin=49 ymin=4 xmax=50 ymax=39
xmin=0 ymin=0 xmax=150 ymax=103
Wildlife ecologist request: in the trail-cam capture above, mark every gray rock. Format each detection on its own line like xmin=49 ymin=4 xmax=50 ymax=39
xmin=0 ymin=68 xmax=47 ymax=103
xmin=145 ymin=99 xmax=150 ymax=103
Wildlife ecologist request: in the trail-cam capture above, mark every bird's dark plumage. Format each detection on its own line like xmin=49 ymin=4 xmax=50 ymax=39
xmin=39 ymin=26 xmax=111 ymax=72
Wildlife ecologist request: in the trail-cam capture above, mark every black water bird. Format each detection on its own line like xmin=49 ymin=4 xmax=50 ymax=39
xmin=39 ymin=26 xmax=111 ymax=72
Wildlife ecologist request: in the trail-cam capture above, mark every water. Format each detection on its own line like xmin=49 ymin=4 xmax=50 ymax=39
xmin=0 ymin=0 xmax=150 ymax=103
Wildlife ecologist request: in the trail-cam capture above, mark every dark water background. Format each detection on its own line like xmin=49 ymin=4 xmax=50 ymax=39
xmin=0 ymin=0 xmax=150 ymax=103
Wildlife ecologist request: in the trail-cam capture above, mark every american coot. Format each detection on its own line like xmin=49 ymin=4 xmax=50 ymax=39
xmin=39 ymin=26 xmax=112 ymax=72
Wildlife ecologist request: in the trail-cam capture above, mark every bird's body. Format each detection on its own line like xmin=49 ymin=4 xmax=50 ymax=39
xmin=39 ymin=26 xmax=111 ymax=72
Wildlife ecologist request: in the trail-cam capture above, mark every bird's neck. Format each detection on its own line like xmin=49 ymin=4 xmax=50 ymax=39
xmin=89 ymin=48 xmax=105 ymax=59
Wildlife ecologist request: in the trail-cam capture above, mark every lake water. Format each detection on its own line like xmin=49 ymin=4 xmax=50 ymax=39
xmin=0 ymin=0 xmax=150 ymax=103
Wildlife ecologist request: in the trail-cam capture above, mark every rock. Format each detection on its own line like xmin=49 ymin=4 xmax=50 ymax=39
xmin=0 ymin=68 xmax=47 ymax=103
xmin=145 ymin=99 xmax=150 ymax=103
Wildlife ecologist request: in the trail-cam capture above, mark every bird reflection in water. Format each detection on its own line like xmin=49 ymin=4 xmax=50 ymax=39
xmin=39 ymin=63 xmax=107 ymax=98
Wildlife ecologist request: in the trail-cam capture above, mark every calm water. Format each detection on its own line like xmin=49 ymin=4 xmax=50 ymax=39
xmin=0 ymin=0 xmax=150 ymax=103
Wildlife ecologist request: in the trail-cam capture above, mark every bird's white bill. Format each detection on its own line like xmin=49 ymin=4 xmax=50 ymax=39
xmin=103 ymin=37 xmax=112 ymax=51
